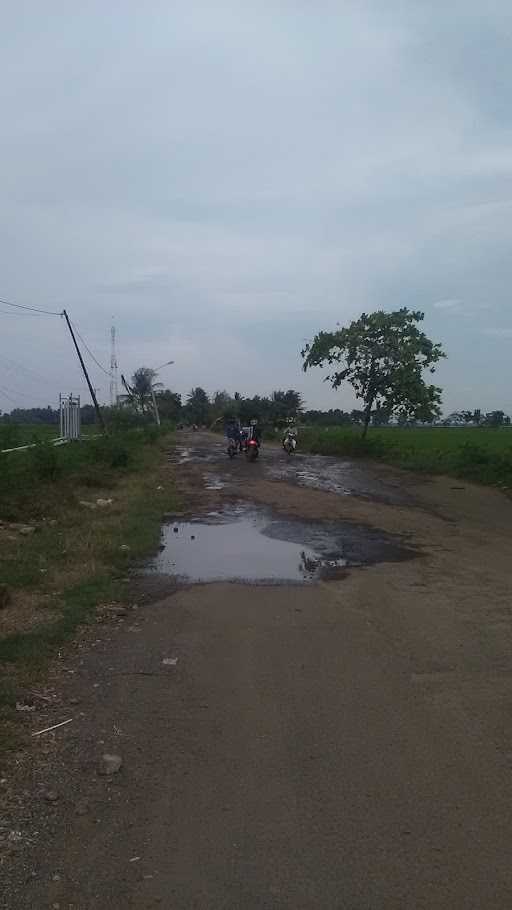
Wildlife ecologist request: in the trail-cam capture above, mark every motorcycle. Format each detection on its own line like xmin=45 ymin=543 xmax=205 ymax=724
xmin=246 ymin=437 xmax=260 ymax=461
xmin=283 ymin=431 xmax=297 ymax=455
xmin=227 ymin=437 xmax=238 ymax=459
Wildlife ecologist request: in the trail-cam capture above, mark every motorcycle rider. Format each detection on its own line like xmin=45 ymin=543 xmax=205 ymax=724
xmin=283 ymin=425 xmax=297 ymax=451
xmin=225 ymin=418 xmax=239 ymax=440
xmin=250 ymin=420 xmax=261 ymax=445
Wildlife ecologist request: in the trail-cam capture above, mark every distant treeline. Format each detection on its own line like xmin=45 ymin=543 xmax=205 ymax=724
xmin=1 ymin=397 xmax=510 ymax=429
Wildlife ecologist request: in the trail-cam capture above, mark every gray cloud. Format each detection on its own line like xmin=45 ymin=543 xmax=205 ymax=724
xmin=1 ymin=1 xmax=512 ymax=414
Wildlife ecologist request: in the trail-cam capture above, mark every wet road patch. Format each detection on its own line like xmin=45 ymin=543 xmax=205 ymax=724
xmin=148 ymin=503 xmax=415 ymax=585
xmin=267 ymin=454 xmax=414 ymax=505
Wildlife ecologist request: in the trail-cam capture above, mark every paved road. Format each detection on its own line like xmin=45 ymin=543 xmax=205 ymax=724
xmin=6 ymin=433 xmax=512 ymax=908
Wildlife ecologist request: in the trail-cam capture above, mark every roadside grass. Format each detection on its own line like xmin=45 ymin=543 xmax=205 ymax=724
xmin=299 ymin=427 xmax=512 ymax=489
xmin=0 ymin=427 xmax=178 ymax=750
xmin=0 ymin=422 xmax=98 ymax=451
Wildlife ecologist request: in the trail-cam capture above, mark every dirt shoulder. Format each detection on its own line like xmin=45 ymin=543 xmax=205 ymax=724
xmin=2 ymin=433 xmax=512 ymax=908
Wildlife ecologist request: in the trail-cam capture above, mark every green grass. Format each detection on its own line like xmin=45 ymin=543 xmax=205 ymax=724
xmin=0 ymin=421 xmax=99 ymax=451
xmin=299 ymin=427 xmax=512 ymax=489
xmin=0 ymin=427 xmax=178 ymax=748
xmin=0 ymin=422 xmax=58 ymax=449
xmin=0 ymin=426 xmax=164 ymax=521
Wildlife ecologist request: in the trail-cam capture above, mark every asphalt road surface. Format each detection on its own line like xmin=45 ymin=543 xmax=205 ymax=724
xmin=4 ymin=432 xmax=512 ymax=909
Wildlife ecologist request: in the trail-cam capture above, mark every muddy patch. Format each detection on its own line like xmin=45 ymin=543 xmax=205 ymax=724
xmin=173 ymin=443 xmax=223 ymax=465
xmin=267 ymin=453 xmax=414 ymax=505
xmin=148 ymin=503 xmax=415 ymax=585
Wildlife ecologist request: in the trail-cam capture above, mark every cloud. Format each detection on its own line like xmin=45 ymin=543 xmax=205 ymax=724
xmin=1 ymin=2 xmax=512 ymax=414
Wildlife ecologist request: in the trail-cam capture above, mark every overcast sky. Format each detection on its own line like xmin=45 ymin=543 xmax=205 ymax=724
xmin=1 ymin=1 xmax=512 ymax=415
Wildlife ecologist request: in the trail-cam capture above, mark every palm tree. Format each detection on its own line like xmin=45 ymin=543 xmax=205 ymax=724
xmin=128 ymin=367 xmax=162 ymax=413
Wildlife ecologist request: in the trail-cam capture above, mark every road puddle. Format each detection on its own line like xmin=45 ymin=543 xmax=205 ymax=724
xmin=203 ymin=474 xmax=225 ymax=491
xmin=148 ymin=504 xmax=414 ymax=585
xmin=174 ymin=445 xmax=223 ymax=465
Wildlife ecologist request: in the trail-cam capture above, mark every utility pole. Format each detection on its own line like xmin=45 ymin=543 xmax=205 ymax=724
xmin=110 ymin=322 xmax=118 ymax=406
xmin=62 ymin=309 xmax=105 ymax=432
xmin=151 ymin=386 xmax=161 ymax=426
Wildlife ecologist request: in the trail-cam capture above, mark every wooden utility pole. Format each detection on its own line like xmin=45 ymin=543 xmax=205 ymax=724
xmin=62 ymin=309 xmax=105 ymax=432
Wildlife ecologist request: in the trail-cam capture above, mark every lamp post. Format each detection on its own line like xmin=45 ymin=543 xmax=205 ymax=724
xmin=150 ymin=360 xmax=174 ymax=426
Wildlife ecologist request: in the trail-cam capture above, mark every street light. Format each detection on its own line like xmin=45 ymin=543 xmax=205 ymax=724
xmin=150 ymin=359 xmax=175 ymax=426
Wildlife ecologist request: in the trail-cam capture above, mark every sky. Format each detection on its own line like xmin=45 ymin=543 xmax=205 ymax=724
xmin=1 ymin=0 xmax=512 ymax=415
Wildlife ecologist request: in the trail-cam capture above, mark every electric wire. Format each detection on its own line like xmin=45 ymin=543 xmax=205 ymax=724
xmin=0 ymin=296 xmax=63 ymax=316
xmin=69 ymin=320 xmax=113 ymax=378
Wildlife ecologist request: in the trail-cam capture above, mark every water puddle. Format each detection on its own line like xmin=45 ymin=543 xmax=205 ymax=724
xmin=203 ymin=474 xmax=225 ymax=491
xmin=148 ymin=504 xmax=414 ymax=585
xmin=174 ymin=445 xmax=223 ymax=466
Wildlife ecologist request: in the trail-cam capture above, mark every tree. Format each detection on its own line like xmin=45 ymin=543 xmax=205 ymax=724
xmin=155 ymin=389 xmax=182 ymax=422
xmin=302 ymin=308 xmax=446 ymax=437
xmin=371 ymin=404 xmax=391 ymax=426
xmin=484 ymin=410 xmax=506 ymax=428
xmin=80 ymin=404 xmax=97 ymax=425
xmin=270 ymin=390 xmax=304 ymax=425
xmin=127 ymin=367 xmax=161 ymax=414
xmin=184 ymin=387 xmax=210 ymax=425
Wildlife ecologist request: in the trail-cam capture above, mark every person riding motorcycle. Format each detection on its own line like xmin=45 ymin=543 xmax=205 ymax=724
xmin=250 ymin=421 xmax=261 ymax=445
xmin=225 ymin=419 xmax=241 ymax=444
xmin=283 ymin=427 xmax=297 ymax=453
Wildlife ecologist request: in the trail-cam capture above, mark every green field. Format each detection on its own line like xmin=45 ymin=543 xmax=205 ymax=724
xmin=299 ymin=427 xmax=512 ymax=489
xmin=0 ymin=423 xmax=58 ymax=449
xmin=0 ymin=422 xmax=100 ymax=450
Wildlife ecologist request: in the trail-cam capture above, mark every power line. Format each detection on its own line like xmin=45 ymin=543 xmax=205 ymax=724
xmin=1 ymin=354 xmax=68 ymax=389
xmin=0 ymin=386 xmax=17 ymax=404
xmin=0 ymin=296 xmax=63 ymax=317
xmin=70 ymin=320 xmax=112 ymax=378
xmin=0 ymin=382 xmax=33 ymax=401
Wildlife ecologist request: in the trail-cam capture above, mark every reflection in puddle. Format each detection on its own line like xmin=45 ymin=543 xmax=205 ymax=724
xmin=149 ymin=504 xmax=413 ymax=585
xmin=267 ymin=455 xmax=412 ymax=505
xmin=175 ymin=444 xmax=223 ymax=466
xmin=296 ymin=469 xmax=351 ymax=495
xmin=151 ymin=513 xmax=336 ymax=583
xmin=203 ymin=474 xmax=225 ymax=491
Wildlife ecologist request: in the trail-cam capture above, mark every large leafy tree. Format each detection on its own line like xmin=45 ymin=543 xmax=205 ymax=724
xmin=302 ymin=308 xmax=446 ymax=436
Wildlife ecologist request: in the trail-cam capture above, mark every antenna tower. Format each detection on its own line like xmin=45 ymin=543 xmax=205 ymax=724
xmin=110 ymin=322 xmax=118 ymax=406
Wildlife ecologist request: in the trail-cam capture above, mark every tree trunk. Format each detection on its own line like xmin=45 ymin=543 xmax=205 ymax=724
xmin=362 ymin=398 xmax=373 ymax=438
xmin=362 ymin=359 xmax=376 ymax=438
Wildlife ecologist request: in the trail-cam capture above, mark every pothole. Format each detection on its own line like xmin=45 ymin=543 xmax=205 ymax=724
xmin=148 ymin=504 xmax=415 ymax=585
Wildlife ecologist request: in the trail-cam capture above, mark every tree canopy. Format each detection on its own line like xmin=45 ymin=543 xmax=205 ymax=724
xmin=126 ymin=367 xmax=161 ymax=414
xmin=184 ymin=387 xmax=210 ymax=425
xmin=302 ymin=308 xmax=446 ymax=435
